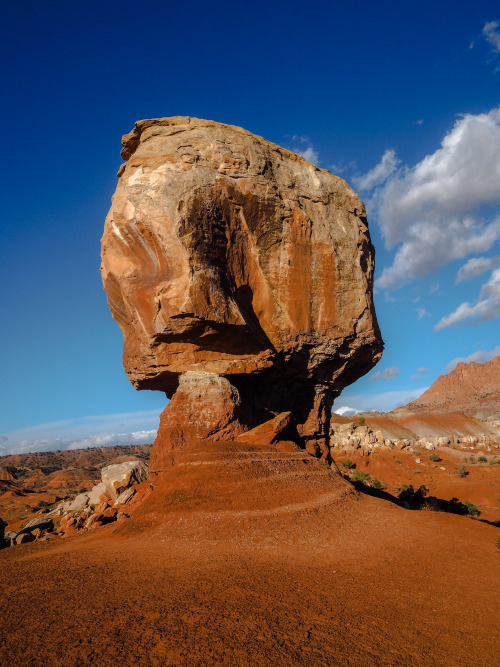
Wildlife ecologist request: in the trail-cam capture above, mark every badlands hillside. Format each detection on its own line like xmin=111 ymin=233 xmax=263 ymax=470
xmin=405 ymin=355 xmax=500 ymax=419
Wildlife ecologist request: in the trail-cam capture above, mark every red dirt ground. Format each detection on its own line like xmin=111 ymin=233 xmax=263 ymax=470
xmin=1 ymin=441 xmax=499 ymax=666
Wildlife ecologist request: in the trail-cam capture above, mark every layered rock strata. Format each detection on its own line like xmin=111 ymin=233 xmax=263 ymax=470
xmin=101 ymin=117 xmax=383 ymax=467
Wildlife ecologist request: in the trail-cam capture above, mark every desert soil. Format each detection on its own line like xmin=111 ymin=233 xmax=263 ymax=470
xmin=1 ymin=442 xmax=499 ymax=666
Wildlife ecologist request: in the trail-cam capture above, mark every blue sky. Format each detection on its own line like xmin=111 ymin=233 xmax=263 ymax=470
xmin=1 ymin=1 xmax=499 ymax=453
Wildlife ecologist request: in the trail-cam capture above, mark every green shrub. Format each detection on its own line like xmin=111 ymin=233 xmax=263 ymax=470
xmin=358 ymin=417 xmax=366 ymax=426
xmin=478 ymin=455 xmax=487 ymax=463
xmin=395 ymin=459 xmax=402 ymax=465
xmin=457 ymin=465 xmax=469 ymax=478
xmin=350 ymin=470 xmax=370 ymax=484
xmin=371 ymin=478 xmax=386 ymax=490
xmin=429 ymin=452 xmax=441 ymax=462
xmin=340 ymin=458 xmax=356 ymax=469
xmin=463 ymin=500 xmax=480 ymax=517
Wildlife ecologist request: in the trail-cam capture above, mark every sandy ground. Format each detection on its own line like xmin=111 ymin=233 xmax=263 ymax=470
xmin=1 ymin=442 xmax=499 ymax=666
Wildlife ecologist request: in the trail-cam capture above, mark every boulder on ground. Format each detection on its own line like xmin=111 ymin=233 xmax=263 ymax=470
xmin=237 ymin=412 xmax=294 ymax=446
xmin=114 ymin=488 xmax=136 ymax=506
xmin=101 ymin=117 xmax=383 ymax=466
xmin=24 ymin=516 xmax=54 ymax=533
xmin=87 ymin=482 xmax=111 ymax=506
xmin=101 ymin=461 xmax=149 ymax=500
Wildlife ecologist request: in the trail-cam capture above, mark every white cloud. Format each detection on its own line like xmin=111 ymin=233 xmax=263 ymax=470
xmin=483 ymin=20 xmax=500 ymax=53
xmin=333 ymin=386 xmax=429 ymax=413
xmin=2 ymin=430 xmax=157 ymax=456
xmin=456 ymin=255 xmax=500 ymax=282
xmin=289 ymin=135 xmax=319 ymax=166
xmin=367 ymin=107 xmax=500 ymax=290
xmin=300 ymin=145 xmax=319 ymax=164
xmin=369 ymin=366 xmax=400 ymax=381
xmin=445 ymin=345 xmax=500 ymax=372
xmin=333 ymin=406 xmax=358 ymax=416
xmin=352 ymin=149 xmax=400 ymax=191
xmin=416 ymin=367 xmax=428 ymax=374
xmin=1 ymin=409 xmax=162 ymax=456
xmin=415 ymin=307 xmax=431 ymax=319
xmin=435 ymin=267 xmax=500 ymax=330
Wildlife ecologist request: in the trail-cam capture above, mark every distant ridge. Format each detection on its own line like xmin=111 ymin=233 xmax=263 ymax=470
xmin=401 ymin=356 xmax=500 ymax=419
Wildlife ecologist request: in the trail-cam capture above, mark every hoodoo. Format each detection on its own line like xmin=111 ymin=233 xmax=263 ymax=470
xmin=101 ymin=117 xmax=383 ymax=469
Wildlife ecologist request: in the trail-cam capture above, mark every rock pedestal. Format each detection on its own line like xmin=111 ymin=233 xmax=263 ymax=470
xmin=101 ymin=117 xmax=383 ymax=467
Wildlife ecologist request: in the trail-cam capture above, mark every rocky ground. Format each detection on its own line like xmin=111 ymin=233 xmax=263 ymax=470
xmin=0 ymin=444 xmax=151 ymax=532
xmin=1 ymin=440 xmax=499 ymax=666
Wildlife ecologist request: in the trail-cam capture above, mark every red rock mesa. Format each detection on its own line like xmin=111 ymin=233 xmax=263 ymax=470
xmin=101 ymin=117 xmax=383 ymax=469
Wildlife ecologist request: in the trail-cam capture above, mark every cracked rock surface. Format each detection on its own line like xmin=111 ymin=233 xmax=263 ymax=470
xmin=101 ymin=117 xmax=383 ymax=464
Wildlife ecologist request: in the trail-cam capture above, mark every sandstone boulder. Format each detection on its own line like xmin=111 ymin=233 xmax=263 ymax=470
xmin=236 ymin=412 xmax=294 ymax=446
xmin=87 ymin=482 xmax=111 ymax=506
xmin=102 ymin=117 xmax=383 ymax=465
xmin=100 ymin=461 xmax=149 ymax=500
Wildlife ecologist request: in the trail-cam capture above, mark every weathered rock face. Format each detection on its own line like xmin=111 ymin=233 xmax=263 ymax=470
xmin=404 ymin=356 xmax=500 ymax=419
xmin=101 ymin=117 xmax=383 ymax=464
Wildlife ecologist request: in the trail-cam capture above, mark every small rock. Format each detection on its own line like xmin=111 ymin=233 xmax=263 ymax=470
xmin=114 ymin=488 xmax=136 ymax=506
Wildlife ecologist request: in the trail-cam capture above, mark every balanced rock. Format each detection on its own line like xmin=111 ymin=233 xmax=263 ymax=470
xmin=101 ymin=117 xmax=383 ymax=466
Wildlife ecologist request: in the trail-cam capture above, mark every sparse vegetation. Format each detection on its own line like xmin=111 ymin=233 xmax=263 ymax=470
xmin=350 ymin=470 xmax=370 ymax=484
xmin=457 ymin=465 xmax=469 ymax=478
xmin=463 ymin=501 xmax=480 ymax=517
xmin=358 ymin=416 xmax=365 ymax=426
xmin=429 ymin=452 xmax=441 ymax=462
xmin=395 ymin=459 xmax=402 ymax=465
xmin=371 ymin=478 xmax=386 ymax=490
xmin=478 ymin=455 xmax=487 ymax=463
xmin=340 ymin=458 xmax=355 ymax=469
xmin=398 ymin=484 xmax=429 ymax=509
xmin=469 ymin=455 xmax=476 ymax=465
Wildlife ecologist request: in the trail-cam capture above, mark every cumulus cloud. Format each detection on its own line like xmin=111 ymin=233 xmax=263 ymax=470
xmin=333 ymin=406 xmax=358 ymax=416
xmin=456 ymin=255 xmax=500 ymax=282
xmin=369 ymin=366 xmax=400 ymax=381
xmin=352 ymin=149 xmax=400 ymax=191
xmin=435 ymin=267 xmax=500 ymax=330
xmin=363 ymin=107 xmax=500 ymax=290
xmin=483 ymin=20 xmax=500 ymax=53
xmin=332 ymin=386 xmax=429 ymax=413
xmin=445 ymin=345 xmax=500 ymax=372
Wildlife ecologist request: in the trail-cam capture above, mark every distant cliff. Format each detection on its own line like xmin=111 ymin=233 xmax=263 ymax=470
xmin=404 ymin=356 xmax=500 ymax=419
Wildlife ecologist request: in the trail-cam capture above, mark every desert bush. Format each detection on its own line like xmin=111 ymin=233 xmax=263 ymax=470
xmin=358 ymin=417 xmax=365 ymax=426
xmin=457 ymin=465 xmax=469 ymax=478
xmin=398 ymin=484 xmax=429 ymax=509
xmin=340 ymin=458 xmax=355 ymax=469
xmin=371 ymin=478 xmax=386 ymax=490
xmin=478 ymin=455 xmax=487 ymax=463
xmin=350 ymin=470 xmax=370 ymax=484
xmin=395 ymin=459 xmax=402 ymax=465
xmin=37 ymin=500 xmax=50 ymax=508
xmin=463 ymin=501 xmax=480 ymax=517
xmin=469 ymin=455 xmax=476 ymax=465
xmin=429 ymin=453 xmax=441 ymax=462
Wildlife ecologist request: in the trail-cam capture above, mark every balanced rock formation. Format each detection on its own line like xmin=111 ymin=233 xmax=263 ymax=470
xmin=101 ymin=117 xmax=383 ymax=467
xmin=404 ymin=356 xmax=500 ymax=420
